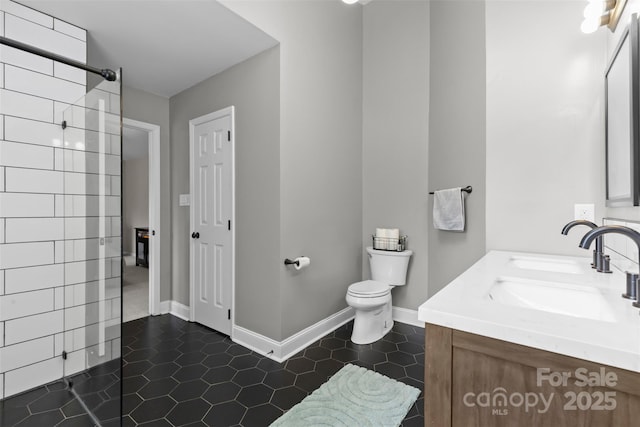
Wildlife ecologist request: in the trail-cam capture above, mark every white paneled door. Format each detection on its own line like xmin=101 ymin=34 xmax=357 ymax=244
xmin=189 ymin=108 xmax=234 ymax=336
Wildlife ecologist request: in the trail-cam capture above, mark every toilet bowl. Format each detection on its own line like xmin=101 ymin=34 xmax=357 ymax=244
xmin=346 ymin=247 xmax=412 ymax=344
xmin=346 ymin=280 xmax=393 ymax=344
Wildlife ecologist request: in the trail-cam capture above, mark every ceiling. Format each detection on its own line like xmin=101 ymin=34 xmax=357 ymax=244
xmin=21 ymin=0 xmax=279 ymax=98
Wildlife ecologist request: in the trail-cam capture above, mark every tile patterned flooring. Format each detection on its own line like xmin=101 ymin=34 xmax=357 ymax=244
xmin=0 ymin=360 xmax=121 ymax=427
xmin=121 ymin=315 xmax=424 ymax=426
xmin=1 ymin=314 xmax=425 ymax=426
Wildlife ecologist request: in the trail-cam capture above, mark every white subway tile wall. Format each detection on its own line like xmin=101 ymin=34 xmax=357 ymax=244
xmin=5 ymin=218 xmax=65 ymax=243
xmin=0 ymin=336 xmax=54 ymax=372
xmin=0 ymin=193 xmax=55 ymax=217
xmin=4 ymin=264 xmax=64 ymax=294
xmin=5 ymin=13 xmax=85 ymax=62
xmin=4 ymin=310 xmax=64 ymax=345
xmin=4 ymin=357 xmax=62 ymax=398
xmin=53 ymin=19 xmax=86 ymax=42
xmin=0 ymin=89 xmax=54 ymax=122
xmin=54 ymin=62 xmax=87 ymax=86
xmin=0 ymin=0 xmax=121 ymax=398
xmin=0 ymin=140 xmax=55 ymax=169
xmin=1 ymin=1 xmax=53 ymax=28
xmin=4 ymin=65 xmax=85 ymax=104
xmin=0 ymin=241 xmax=54 ymax=269
xmin=0 ymin=288 xmax=55 ymax=321
xmin=0 ymin=45 xmax=53 ymax=75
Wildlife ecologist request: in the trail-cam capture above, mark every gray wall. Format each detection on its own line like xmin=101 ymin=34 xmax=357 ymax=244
xmin=169 ymin=47 xmax=282 ymax=340
xmin=206 ymin=1 xmax=364 ymax=340
xmin=362 ymin=0 xmax=430 ymax=309
xmin=486 ymin=1 xmax=605 ymax=256
xmin=274 ymin=3 xmax=363 ymax=340
xmin=122 ymin=85 xmax=172 ymax=301
xmin=116 ymin=1 xmax=612 ymax=341
xmin=427 ymin=0 xmax=487 ymax=296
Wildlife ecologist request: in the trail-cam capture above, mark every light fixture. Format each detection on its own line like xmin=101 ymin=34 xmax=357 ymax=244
xmin=581 ymin=0 xmax=628 ymax=34
xmin=581 ymin=14 xmax=610 ymax=34
xmin=342 ymin=0 xmax=359 ymax=4
xmin=583 ymin=0 xmax=615 ymax=19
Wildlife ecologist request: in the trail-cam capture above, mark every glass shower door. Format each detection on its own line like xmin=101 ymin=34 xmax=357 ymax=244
xmin=61 ymin=73 xmax=122 ymax=425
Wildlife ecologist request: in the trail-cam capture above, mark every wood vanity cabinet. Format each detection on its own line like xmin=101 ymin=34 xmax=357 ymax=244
xmin=424 ymin=323 xmax=640 ymax=427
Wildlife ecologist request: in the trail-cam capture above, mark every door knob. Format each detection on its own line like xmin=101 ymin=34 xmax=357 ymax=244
xmin=191 ymin=232 xmax=200 ymax=239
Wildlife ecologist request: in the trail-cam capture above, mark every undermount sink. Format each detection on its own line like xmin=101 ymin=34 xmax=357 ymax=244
xmin=508 ymin=256 xmax=584 ymax=275
xmin=488 ymin=277 xmax=617 ymax=322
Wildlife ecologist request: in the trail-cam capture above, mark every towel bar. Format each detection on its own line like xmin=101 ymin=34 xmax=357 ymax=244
xmin=429 ymin=185 xmax=472 ymax=195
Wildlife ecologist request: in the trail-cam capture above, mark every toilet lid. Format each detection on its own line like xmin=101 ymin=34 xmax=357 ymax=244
xmin=348 ymin=280 xmax=390 ymax=297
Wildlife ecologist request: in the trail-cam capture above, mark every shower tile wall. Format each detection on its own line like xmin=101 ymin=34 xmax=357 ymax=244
xmin=0 ymin=0 xmax=121 ymax=399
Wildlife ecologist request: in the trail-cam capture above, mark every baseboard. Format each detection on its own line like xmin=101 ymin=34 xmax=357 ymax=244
xmin=159 ymin=301 xmax=170 ymax=314
xmin=160 ymin=303 xmax=421 ymax=361
xmin=159 ymin=300 xmax=190 ymax=322
xmin=279 ymin=306 xmax=355 ymax=361
xmin=231 ymin=326 xmax=283 ymax=360
xmin=392 ymin=306 xmax=422 ymax=327
xmin=232 ymin=306 xmax=355 ymax=362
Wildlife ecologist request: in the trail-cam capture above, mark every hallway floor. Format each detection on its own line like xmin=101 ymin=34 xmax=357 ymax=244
xmin=123 ymin=255 xmax=150 ymax=323
xmin=122 ymin=315 xmax=425 ymax=426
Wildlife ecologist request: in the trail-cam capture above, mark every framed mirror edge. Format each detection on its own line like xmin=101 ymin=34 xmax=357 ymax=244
xmin=605 ymin=13 xmax=640 ymax=207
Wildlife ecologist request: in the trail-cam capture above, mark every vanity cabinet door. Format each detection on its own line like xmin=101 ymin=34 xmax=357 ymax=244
xmin=425 ymin=324 xmax=640 ymax=427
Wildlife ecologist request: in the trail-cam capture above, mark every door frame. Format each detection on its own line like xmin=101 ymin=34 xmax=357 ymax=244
xmin=188 ymin=106 xmax=236 ymax=335
xmin=122 ymin=117 xmax=161 ymax=316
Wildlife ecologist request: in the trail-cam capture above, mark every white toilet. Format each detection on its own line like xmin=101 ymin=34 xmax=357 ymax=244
xmin=346 ymin=247 xmax=413 ymax=344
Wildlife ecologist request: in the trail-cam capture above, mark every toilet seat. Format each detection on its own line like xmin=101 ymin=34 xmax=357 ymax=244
xmin=347 ymin=280 xmax=390 ymax=298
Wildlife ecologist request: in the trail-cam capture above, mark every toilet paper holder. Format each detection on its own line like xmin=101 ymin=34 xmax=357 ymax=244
xmin=285 ymin=256 xmax=311 ymax=270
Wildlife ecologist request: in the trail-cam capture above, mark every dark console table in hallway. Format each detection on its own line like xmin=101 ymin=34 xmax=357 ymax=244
xmin=135 ymin=227 xmax=149 ymax=268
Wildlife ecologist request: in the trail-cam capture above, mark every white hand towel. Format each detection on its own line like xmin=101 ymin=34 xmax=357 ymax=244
xmin=433 ymin=187 xmax=465 ymax=231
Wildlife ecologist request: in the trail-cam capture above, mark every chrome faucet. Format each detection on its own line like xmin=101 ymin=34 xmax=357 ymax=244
xmin=562 ymin=220 xmax=610 ymax=272
xmin=579 ymin=225 xmax=640 ymax=305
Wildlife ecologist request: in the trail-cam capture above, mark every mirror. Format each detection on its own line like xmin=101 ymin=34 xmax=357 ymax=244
xmin=605 ymin=14 xmax=640 ymax=206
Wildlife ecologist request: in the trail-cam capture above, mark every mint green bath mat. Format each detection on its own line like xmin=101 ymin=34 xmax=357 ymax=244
xmin=270 ymin=363 xmax=421 ymax=426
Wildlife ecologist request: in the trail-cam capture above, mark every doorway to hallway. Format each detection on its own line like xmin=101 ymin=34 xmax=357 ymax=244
xmin=122 ymin=118 xmax=161 ymax=321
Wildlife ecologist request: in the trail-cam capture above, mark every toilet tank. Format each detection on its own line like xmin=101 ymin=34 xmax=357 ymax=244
xmin=366 ymin=247 xmax=413 ymax=286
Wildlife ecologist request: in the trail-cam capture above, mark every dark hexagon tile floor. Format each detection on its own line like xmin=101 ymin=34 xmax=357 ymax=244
xmin=121 ymin=315 xmax=424 ymax=426
xmin=0 ymin=360 xmax=121 ymax=427
xmin=1 ymin=314 xmax=425 ymax=426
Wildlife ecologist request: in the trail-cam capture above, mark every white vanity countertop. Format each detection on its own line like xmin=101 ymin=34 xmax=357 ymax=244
xmin=418 ymin=250 xmax=640 ymax=372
